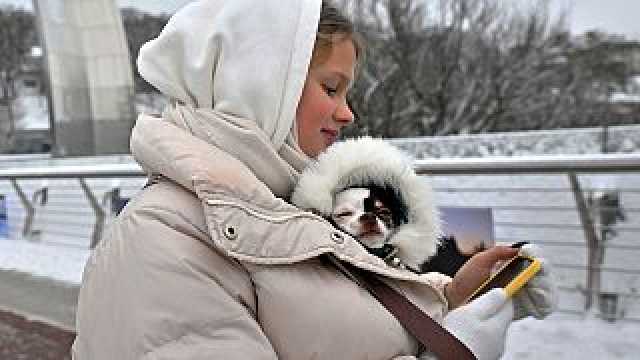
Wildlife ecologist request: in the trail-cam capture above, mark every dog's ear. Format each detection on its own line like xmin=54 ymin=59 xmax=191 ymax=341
xmin=368 ymin=184 xmax=408 ymax=226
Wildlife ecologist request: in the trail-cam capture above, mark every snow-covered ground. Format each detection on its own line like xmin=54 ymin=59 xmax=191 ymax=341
xmin=504 ymin=313 xmax=640 ymax=359
xmin=0 ymin=239 xmax=89 ymax=285
xmin=0 ymin=237 xmax=637 ymax=359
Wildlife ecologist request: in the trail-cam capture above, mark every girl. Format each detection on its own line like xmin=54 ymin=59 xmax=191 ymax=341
xmin=73 ymin=1 xmax=553 ymax=359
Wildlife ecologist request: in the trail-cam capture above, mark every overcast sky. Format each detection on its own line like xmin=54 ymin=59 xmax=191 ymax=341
xmin=2 ymin=0 xmax=640 ymax=40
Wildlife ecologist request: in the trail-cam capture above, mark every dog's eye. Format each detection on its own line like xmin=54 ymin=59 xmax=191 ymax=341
xmin=376 ymin=209 xmax=392 ymax=221
xmin=335 ymin=211 xmax=354 ymax=218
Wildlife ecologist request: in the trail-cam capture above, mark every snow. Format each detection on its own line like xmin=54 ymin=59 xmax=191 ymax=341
xmin=0 ymin=236 xmax=638 ymax=358
xmin=0 ymin=238 xmax=89 ymax=284
xmin=504 ymin=313 xmax=640 ymax=359
xmin=0 ymin=162 xmax=143 ymax=178
xmin=390 ymin=124 xmax=640 ymax=158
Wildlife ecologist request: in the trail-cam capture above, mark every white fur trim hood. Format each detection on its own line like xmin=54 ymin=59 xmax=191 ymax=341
xmin=291 ymin=137 xmax=441 ymax=270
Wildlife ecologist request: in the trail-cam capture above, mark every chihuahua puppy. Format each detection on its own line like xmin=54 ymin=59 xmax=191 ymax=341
xmin=292 ymin=137 xmax=442 ymax=272
xmin=331 ymin=185 xmax=408 ymax=260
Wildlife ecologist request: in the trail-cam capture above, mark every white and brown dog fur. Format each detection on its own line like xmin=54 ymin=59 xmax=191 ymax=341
xmin=291 ymin=137 xmax=441 ymax=271
xmin=331 ymin=185 xmax=411 ymax=267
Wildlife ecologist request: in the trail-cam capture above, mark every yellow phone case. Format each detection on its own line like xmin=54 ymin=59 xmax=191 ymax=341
xmin=467 ymin=255 xmax=541 ymax=303
xmin=504 ymin=256 xmax=541 ymax=298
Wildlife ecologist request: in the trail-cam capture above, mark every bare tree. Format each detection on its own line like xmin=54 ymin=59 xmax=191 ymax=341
xmin=0 ymin=6 xmax=36 ymax=147
xmin=121 ymin=8 xmax=169 ymax=94
xmin=337 ymin=0 xmax=638 ymax=138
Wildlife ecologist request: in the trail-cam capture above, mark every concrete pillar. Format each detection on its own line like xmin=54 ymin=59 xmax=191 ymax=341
xmin=34 ymin=0 xmax=135 ymax=156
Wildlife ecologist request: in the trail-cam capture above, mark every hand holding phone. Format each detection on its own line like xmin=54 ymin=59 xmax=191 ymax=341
xmin=444 ymin=246 xmax=519 ymax=308
xmin=466 ymin=254 xmax=541 ymax=303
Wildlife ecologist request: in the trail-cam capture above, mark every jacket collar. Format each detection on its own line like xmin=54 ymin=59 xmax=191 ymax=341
xmin=131 ymin=113 xmax=298 ymax=200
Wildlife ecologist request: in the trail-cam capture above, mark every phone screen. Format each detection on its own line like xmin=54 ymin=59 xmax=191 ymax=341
xmin=470 ymin=256 xmax=533 ymax=301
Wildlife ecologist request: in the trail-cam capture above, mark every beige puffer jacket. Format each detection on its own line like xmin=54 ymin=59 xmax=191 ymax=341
xmin=72 ymin=118 xmax=452 ymax=360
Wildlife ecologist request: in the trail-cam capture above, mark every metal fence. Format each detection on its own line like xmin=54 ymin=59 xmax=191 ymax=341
xmin=1 ymin=153 xmax=639 ymax=322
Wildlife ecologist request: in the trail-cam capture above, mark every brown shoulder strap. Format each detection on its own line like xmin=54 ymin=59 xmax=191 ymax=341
xmin=325 ymin=255 xmax=476 ymax=360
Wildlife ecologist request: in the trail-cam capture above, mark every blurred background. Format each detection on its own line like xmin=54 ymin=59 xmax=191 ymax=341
xmin=0 ymin=1 xmax=639 ymax=359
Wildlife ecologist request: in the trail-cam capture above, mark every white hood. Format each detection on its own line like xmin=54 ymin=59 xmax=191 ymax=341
xmin=291 ymin=137 xmax=442 ymax=270
xmin=133 ymin=0 xmax=323 ymax=198
xmin=137 ymin=0 xmax=321 ymax=150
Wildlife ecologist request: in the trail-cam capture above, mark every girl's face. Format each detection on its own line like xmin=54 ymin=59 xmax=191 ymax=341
xmin=296 ymin=38 xmax=357 ymax=158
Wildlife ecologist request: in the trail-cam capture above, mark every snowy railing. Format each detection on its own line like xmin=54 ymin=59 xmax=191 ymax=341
xmin=1 ymin=153 xmax=640 ymax=321
xmin=0 ymin=163 xmax=144 ymax=179
xmin=414 ymin=153 xmax=640 ymax=174
xmin=0 ymin=163 xmax=146 ymax=248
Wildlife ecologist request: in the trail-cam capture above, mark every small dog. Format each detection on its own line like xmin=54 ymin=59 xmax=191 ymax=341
xmin=332 ymin=186 xmax=492 ymax=275
xmin=291 ymin=137 xmax=442 ymax=271
xmin=331 ymin=185 xmax=408 ymax=260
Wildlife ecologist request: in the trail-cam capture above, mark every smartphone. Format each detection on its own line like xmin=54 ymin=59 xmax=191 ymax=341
xmin=466 ymin=254 xmax=541 ymax=303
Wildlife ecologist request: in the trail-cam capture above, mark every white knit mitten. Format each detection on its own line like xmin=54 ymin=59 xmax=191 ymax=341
xmin=435 ymin=288 xmax=514 ymax=360
xmin=513 ymin=244 xmax=557 ymax=319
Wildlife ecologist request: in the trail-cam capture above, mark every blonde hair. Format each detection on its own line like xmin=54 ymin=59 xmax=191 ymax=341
xmin=312 ymin=0 xmax=364 ymax=68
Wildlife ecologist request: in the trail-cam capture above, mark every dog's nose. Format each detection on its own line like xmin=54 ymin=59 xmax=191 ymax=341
xmin=360 ymin=213 xmax=377 ymax=223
